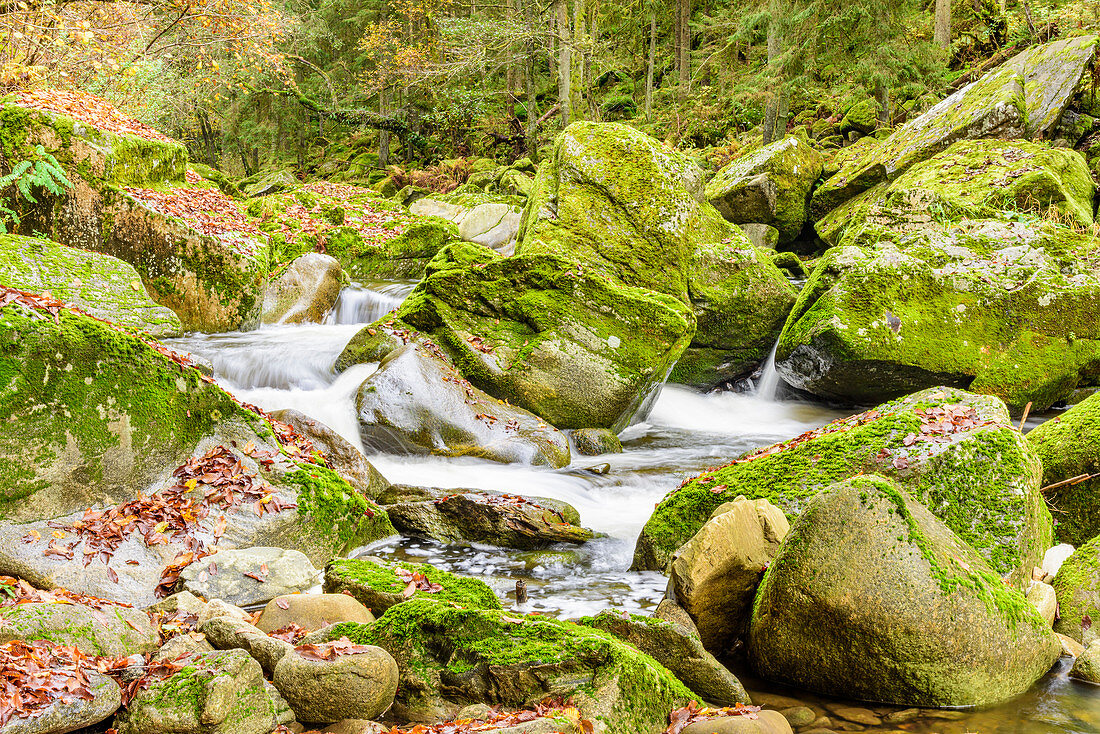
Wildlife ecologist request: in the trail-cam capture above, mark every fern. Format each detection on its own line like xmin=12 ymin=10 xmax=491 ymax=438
xmin=0 ymin=144 xmax=73 ymax=234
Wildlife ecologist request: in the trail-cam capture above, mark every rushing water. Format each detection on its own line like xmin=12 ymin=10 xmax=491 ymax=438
xmin=168 ymin=279 xmax=1100 ymax=734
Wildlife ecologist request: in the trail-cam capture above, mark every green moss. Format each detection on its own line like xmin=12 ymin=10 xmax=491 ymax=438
xmin=1053 ymin=536 xmax=1100 ymax=642
xmin=287 ymin=464 xmax=395 ymax=552
xmin=326 ymin=558 xmax=500 ymax=610
xmin=1029 ymin=392 xmax=1100 ymax=545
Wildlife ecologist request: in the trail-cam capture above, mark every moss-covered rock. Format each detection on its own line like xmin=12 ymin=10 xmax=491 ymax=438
xmin=838 ymin=99 xmax=879 ymax=136
xmin=189 ymin=162 xmax=241 ymax=198
xmin=774 ymin=224 xmax=1100 ymax=410
xmin=260 ymin=252 xmax=345 ymax=324
xmin=750 ymin=475 xmax=1059 ymax=707
xmin=338 ymin=243 xmax=695 ymax=430
xmin=242 ymin=168 xmax=298 ymax=198
xmin=0 ymin=599 xmax=158 ymax=656
xmin=1026 ymin=393 xmax=1100 ymax=546
xmin=316 ymin=599 xmax=696 ymax=732
xmin=518 ymin=121 xmax=736 ymax=300
xmin=705 ymin=137 xmax=823 ymax=244
xmin=0 ymin=233 xmax=182 ymax=337
xmin=1052 ymin=536 xmax=1100 ymax=644
xmin=632 ymin=387 xmax=1050 ymax=585
xmin=323 ymin=557 xmax=501 ymax=615
xmin=326 ymin=217 xmax=459 ymax=281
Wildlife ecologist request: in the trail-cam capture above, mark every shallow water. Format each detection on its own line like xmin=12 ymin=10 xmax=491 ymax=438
xmin=167 ymin=279 xmax=1100 ymax=734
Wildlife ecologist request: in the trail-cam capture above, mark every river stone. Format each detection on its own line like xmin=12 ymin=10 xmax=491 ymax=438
xmin=1028 ymin=392 xmax=1100 ymax=545
xmin=635 ymin=387 xmax=1050 ymax=587
xmin=0 ymin=667 xmax=121 ymax=734
xmin=319 ymin=721 xmax=389 ymax=734
xmin=154 ymin=633 xmax=214 ymax=661
xmin=268 ymin=409 xmax=391 ymax=500
xmin=1028 ymin=581 xmax=1058 ymax=626
xmin=1071 ymin=641 xmax=1100 ymax=683
xmin=774 ymin=223 xmax=1100 ymax=411
xmin=681 ymin=711 xmax=792 ymax=734
xmin=459 ymin=203 xmax=522 ymax=251
xmin=356 ymin=341 xmax=571 ymax=467
xmin=0 ymin=600 xmax=159 ymax=657
xmin=273 ymin=643 xmax=399 ymax=723
xmin=668 ymin=496 xmax=789 ymax=652
xmin=1052 ymin=536 xmax=1100 ymax=644
xmin=809 ymin=35 xmax=1099 ymax=217
xmin=256 ymin=593 xmax=375 ymax=633
xmin=750 ymin=475 xmax=1060 ymax=707
xmin=0 ymin=234 xmax=182 ymax=337
xmin=579 ymin=610 xmax=750 ymax=707
xmin=323 ymin=557 xmax=501 ymax=615
xmin=261 ymin=252 xmax=345 ymax=324
xmin=311 ymin=598 xmax=696 ymax=733
xmin=199 ymin=615 xmax=293 ymax=676
xmin=181 ymin=547 xmax=318 ymax=607
xmin=571 ymin=428 xmax=623 ymax=456
xmin=738 ymin=223 xmax=780 ymax=250
xmin=337 ymin=241 xmax=696 ymax=431
xmin=115 ymin=649 xmax=294 ymax=734
xmin=377 ymin=484 xmax=593 ymax=549
xmin=705 ymin=137 xmax=823 ymax=243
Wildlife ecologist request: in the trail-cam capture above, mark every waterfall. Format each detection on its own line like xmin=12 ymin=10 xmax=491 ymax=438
xmin=325 ymin=281 xmax=415 ymax=325
xmin=755 ymin=340 xmax=783 ymax=400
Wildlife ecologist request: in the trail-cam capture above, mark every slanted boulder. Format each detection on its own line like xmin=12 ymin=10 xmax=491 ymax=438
xmin=1027 ymin=392 xmax=1100 ymax=545
xmin=0 ymin=234 xmax=181 ymax=337
xmin=356 ymin=341 xmax=571 ymax=467
xmin=376 ymin=484 xmax=593 ymax=549
xmin=261 ymin=252 xmax=345 ymax=324
xmin=338 ymin=243 xmax=695 ymax=430
xmin=323 ymin=558 xmax=501 ymax=615
xmin=0 ymin=597 xmax=158 ymax=656
xmin=313 ymin=599 xmax=697 ymax=732
xmin=774 ymin=224 xmax=1100 ymax=409
xmin=705 ymin=138 xmax=824 ymax=243
xmin=633 ymin=387 xmax=1050 ymax=586
xmin=750 ymin=475 xmax=1060 ymax=707
xmin=410 ymin=197 xmax=522 ymax=252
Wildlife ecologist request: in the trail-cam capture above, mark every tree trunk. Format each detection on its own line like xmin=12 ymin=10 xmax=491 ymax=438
xmin=379 ymin=86 xmax=391 ymax=167
xmin=875 ymin=79 xmax=890 ymax=128
xmin=934 ymin=0 xmax=951 ymax=50
xmin=556 ymin=0 xmax=572 ymax=126
xmin=645 ymin=11 xmax=656 ymax=120
xmin=762 ymin=0 xmax=783 ymax=144
xmin=524 ymin=0 xmax=540 ymax=159
xmin=571 ymin=0 xmax=585 ymax=120
xmin=678 ymin=0 xmax=690 ymax=93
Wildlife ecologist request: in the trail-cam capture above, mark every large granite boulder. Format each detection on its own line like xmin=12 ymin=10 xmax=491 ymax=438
xmin=337 ymin=243 xmax=695 ymax=430
xmin=706 ymin=137 xmax=824 ymax=243
xmin=634 ymin=387 xmax=1050 ymax=586
xmin=313 ymin=599 xmax=697 ymax=733
xmin=322 ymin=557 xmax=501 ymax=615
xmin=0 ymin=234 xmax=182 ymax=337
xmin=750 ymin=475 xmax=1060 ymax=707
xmin=1052 ymin=536 xmax=1100 ymax=644
xmin=273 ymin=642 xmax=399 ymax=723
xmin=1028 ymin=392 xmax=1100 ymax=546
xmin=261 ymin=252 xmax=345 ymax=324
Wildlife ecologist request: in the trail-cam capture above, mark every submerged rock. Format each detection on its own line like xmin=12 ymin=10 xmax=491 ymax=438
xmin=750 ymin=475 xmax=1060 ymax=707
xmin=261 ymin=252 xmax=345 ymax=324
xmin=377 ymin=484 xmax=593 ymax=549
xmin=356 ymin=341 xmax=571 ymax=467
xmin=571 ymin=428 xmax=623 ymax=456
xmin=634 ymin=387 xmax=1050 ymax=584
xmin=313 ymin=598 xmax=697 ymax=732
xmin=0 ymin=233 xmax=182 ymax=337
xmin=1027 ymin=392 xmax=1100 ymax=546
xmin=323 ymin=557 xmax=502 ymax=615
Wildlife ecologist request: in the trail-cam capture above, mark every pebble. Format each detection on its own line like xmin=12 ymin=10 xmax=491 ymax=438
xmin=827 ymin=706 xmax=880 ymax=726
xmin=780 ymin=706 xmax=816 ymax=727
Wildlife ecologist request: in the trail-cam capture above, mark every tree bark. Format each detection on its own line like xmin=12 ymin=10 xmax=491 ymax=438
xmin=645 ymin=11 xmax=656 ymax=120
xmin=379 ymin=85 xmax=391 ymax=167
xmin=524 ymin=0 xmax=540 ymax=158
xmin=934 ymin=0 xmax=951 ymax=50
xmin=678 ymin=0 xmax=690 ymax=94
xmin=762 ymin=0 xmax=783 ymax=144
xmin=556 ymin=0 xmax=572 ymax=126
xmin=571 ymin=0 xmax=585 ymax=120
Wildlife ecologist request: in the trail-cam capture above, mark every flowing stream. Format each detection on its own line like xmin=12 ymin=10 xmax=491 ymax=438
xmin=168 ymin=279 xmax=1100 ymax=734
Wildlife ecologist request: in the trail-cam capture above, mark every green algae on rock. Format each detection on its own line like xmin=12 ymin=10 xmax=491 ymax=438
xmin=1053 ymin=536 xmax=1100 ymax=644
xmin=323 ymin=557 xmax=502 ymax=614
xmin=750 ymin=475 xmax=1059 ymax=708
xmin=1028 ymin=392 xmax=1100 ymax=546
xmin=632 ymin=387 xmax=1050 ymax=585
xmin=0 ymin=233 xmax=182 ymax=337
xmin=315 ymin=598 xmax=696 ymax=732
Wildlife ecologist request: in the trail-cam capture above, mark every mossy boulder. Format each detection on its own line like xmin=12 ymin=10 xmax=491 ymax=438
xmin=326 ymin=217 xmax=459 ymax=281
xmin=671 ymin=241 xmax=796 ymax=388
xmin=774 ymin=225 xmax=1100 ymax=410
xmin=633 ymin=387 xmax=1050 ymax=585
xmin=839 ymin=99 xmax=879 ymax=136
xmin=0 ymin=234 xmax=182 ymax=337
xmin=1027 ymin=393 xmax=1100 ymax=546
xmin=338 ymin=243 xmax=695 ymax=430
xmin=810 ymin=35 xmax=1099 ymax=218
xmin=518 ymin=121 xmax=736 ymax=300
xmin=0 ymin=599 xmax=159 ymax=656
xmin=817 ymin=140 xmax=1096 ymax=246
xmin=242 ymin=168 xmax=298 ymax=198
xmin=705 ymin=137 xmax=823 ymax=243
xmin=1052 ymin=536 xmax=1100 ymax=645
xmin=410 ymin=197 xmax=522 ymax=252
xmin=323 ymin=557 xmax=501 ymax=615
xmin=316 ymin=599 xmax=697 ymax=732
xmin=750 ymin=475 xmax=1060 ymax=707
xmin=189 ymin=162 xmax=241 ymax=197
xmin=260 ymin=252 xmax=345 ymax=324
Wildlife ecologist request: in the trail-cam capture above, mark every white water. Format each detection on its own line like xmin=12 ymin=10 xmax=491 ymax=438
xmin=754 ymin=340 xmax=783 ymax=400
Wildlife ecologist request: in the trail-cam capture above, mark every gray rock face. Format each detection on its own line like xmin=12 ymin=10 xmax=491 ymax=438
xmin=1071 ymin=641 xmax=1100 ymax=684
xmin=180 ymin=547 xmax=319 ymax=607
xmin=378 ymin=484 xmax=592 ymax=550
xmin=262 ymin=253 xmax=345 ymax=324
xmin=256 ymin=593 xmax=375 ymax=633
xmin=0 ymin=601 xmax=158 ymax=657
xmin=199 ymin=615 xmax=294 ymax=677
xmin=750 ymin=475 xmax=1060 ymax=707
xmin=357 ymin=342 xmax=571 ymax=467
xmin=580 ymin=611 xmax=750 ymax=706
xmin=669 ymin=497 xmax=789 ymax=653
xmin=273 ymin=644 xmax=399 ymax=723
xmin=115 ymin=649 xmax=294 ymax=734
xmin=409 ymin=198 xmax=522 ymax=252
xmin=0 ymin=669 xmax=121 ymax=734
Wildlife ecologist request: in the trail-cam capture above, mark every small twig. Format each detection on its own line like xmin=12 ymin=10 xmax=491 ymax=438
xmin=1019 ymin=401 xmax=1033 ymax=432
xmin=1041 ymin=473 xmax=1100 ymax=493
